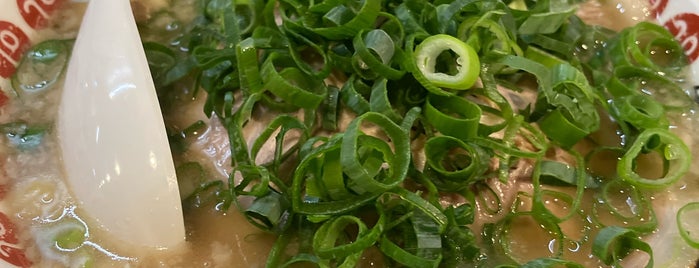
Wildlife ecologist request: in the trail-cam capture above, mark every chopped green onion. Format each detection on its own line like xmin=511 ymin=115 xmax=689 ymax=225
xmin=0 ymin=122 xmax=47 ymax=150
xmin=423 ymin=94 xmax=482 ymax=141
xmin=607 ymin=21 xmax=686 ymax=74
xmin=245 ymin=189 xmax=291 ymax=233
xmin=146 ymin=1 xmax=699 ymax=267
xmin=592 ymin=226 xmax=653 ymax=268
xmin=677 ymin=202 xmax=699 ymax=249
xmin=11 ymin=39 xmax=70 ymax=96
xmin=618 ymin=129 xmax=691 ymax=189
xmin=414 ymin=34 xmax=480 ymax=90
xmin=424 ymin=135 xmax=490 ymax=182
xmin=260 ymin=53 xmax=328 ymax=109
xmin=313 ymin=214 xmax=383 ymax=259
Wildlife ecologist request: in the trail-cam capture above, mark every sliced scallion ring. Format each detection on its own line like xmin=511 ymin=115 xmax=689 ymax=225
xmin=414 ymin=34 xmax=480 ymax=90
xmin=677 ymin=202 xmax=699 ymax=249
xmin=618 ymin=128 xmax=691 ymax=189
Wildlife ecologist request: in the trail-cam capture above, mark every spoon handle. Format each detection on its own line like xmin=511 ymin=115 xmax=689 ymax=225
xmin=58 ymin=0 xmax=185 ymax=248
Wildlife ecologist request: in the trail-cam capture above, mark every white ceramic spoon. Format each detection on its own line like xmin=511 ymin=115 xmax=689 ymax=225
xmin=57 ymin=0 xmax=185 ymax=248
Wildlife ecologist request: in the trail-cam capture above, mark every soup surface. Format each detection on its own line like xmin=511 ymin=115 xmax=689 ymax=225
xmin=2 ymin=0 xmax=699 ymax=267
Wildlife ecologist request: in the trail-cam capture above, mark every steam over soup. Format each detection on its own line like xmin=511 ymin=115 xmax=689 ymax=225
xmin=2 ymin=0 xmax=699 ymax=267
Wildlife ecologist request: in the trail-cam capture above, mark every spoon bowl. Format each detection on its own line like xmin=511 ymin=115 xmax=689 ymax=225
xmin=57 ymin=0 xmax=185 ymax=248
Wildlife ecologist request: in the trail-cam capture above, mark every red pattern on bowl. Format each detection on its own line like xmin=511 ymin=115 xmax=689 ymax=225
xmin=0 ymin=0 xmax=63 ymax=79
xmin=0 ymin=1 xmax=65 ymax=267
xmin=0 ymin=0 xmax=696 ymax=267
xmin=664 ymin=13 xmax=699 ymax=62
xmin=0 ymin=212 xmax=31 ymax=268
xmin=651 ymin=0 xmax=699 ymax=77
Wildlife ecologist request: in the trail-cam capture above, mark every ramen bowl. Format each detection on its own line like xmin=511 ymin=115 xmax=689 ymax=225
xmin=1 ymin=0 xmax=699 ymax=267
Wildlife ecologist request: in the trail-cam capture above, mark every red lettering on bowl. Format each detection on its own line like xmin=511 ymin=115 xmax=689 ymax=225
xmin=649 ymin=0 xmax=669 ymax=18
xmin=17 ymin=0 xmax=64 ymax=29
xmin=0 ymin=213 xmax=31 ymax=267
xmin=664 ymin=13 xmax=699 ymax=63
xmin=0 ymin=21 xmax=31 ymax=79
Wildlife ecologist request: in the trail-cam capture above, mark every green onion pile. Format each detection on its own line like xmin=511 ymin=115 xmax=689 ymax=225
xmin=12 ymin=0 xmax=699 ymax=267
